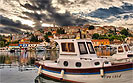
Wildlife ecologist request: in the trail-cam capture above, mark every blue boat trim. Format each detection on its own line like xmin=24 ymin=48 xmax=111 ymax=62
xmin=35 ymin=65 xmax=133 ymax=75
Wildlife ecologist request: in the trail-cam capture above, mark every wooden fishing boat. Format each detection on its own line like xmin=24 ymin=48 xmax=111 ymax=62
xmin=35 ymin=39 xmax=133 ymax=83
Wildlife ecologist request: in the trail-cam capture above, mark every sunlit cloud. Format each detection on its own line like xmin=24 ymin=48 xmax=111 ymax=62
xmin=41 ymin=23 xmax=54 ymax=27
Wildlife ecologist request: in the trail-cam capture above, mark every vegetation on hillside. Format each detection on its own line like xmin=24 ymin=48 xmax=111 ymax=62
xmin=92 ymin=28 xmax=132 ymax=41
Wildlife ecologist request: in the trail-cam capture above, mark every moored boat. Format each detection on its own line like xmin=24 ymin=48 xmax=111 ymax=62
xmin=36 ymin=46 xmax=45 ymax=52
xmin=35 ymin=39 xmax=133 ymax=83
xmin=108 ymin=44 xmax=133 ymax=63
xmin=0 ymin=47 xmax=9 ymax=52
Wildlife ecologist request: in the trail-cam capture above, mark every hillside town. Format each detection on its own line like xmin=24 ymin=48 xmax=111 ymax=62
xmin=1 ymin=0 xmax=133 ymax=83
xmin=0 ymin=25 xmax=133 ymax=52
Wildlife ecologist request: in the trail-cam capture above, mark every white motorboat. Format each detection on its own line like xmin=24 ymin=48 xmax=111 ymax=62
xmin=36 ymin=46 xmax=45 ymax=51
xmin=35 ymin=39 xmax=133 ymax=83
xmin=0 ymin=47 xmax=9 ymax=52
xmin=110 ymin=44 xmax=133 ymax=60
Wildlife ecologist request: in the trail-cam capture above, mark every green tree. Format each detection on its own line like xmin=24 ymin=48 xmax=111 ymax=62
xmin=57 ymin=28 xmax=65 ymax=34
xmin=5 ymin=42 xmax=11 ymax=47
xmin=12 ymin=40 xmax=19 ymax=44
xmin=92 ymin=33 xmax=100 ymax=39
xmin=0 ymin=41 xmax=5 ymax=47
xmin=30 ymin=35 xmax=39 ymax=42
xmin=38 ymin=29 xmax=44 ymax=33
xmin=45 ymin=37 xmax=50 ymax=43
xmin=108 ymin=34 xmax=112 ymax=37
xmin=44 ymin=35 xmax=50 ymax=43
xmin=120 ymin=29 xmax=129 ymax=36
xmin=88 ymin=26 xmax=95 ymax=30
xmin=108 ymin=35 xmax=115 ymax=41
xmin=46 ymin=32 xmax=52 ymax=36
xmin=99 ymin=35 xmax=108 ymax=39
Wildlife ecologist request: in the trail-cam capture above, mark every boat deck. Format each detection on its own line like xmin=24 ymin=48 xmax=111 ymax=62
xmin=36 ymin=60 xmax=133 ymax=69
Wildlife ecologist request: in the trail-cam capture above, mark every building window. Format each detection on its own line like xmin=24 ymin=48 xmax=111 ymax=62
xmin=63 ymin=61 xmax=68 ymax=67
xmin=118 ymin=46 xmax=124 ymax=53
xmin=94 ymin=62 xmax=100 ymax=66
xmin=78 ymin=42 xmax=88 ymax=54
xmin=87 ymin=42 xmax=95 ymax=54
xmin=75 ymin=62 xmax=82 ymax=67
xmin=61 ymin=43 xmax=75 ymax=52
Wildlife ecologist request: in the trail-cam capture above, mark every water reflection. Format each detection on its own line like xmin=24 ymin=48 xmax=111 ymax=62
xmin=95 ymin=47 xmax=115 ymax=56
xmin=0 ymin=50 xmax=59 ymax=69
xmin=35 ymin=74 xmax=71 ymax=83
xmin=0 ymin=49 xmax=113 ymax=83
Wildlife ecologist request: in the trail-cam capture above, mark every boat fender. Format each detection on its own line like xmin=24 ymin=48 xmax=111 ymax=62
xmin=60 ymin=69 xmax=65 ymax=80
xmin=38 ymin=66 xmax=42 ymax=75
xmin=100 ymin=68 xmax=104 ymax=78
xmin=43 ymin=56 xmax=46 ymax=61
xmin=129 ymin=58 xmax=133 ymax=62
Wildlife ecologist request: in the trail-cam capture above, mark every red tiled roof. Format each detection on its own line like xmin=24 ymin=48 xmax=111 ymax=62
xmin=29 ymin=42 xmax=41 ymax=44
xmin=48 ymin=36 xmax=54 ymax=38
xmin=9 ymin=44 xmax=18 ymax=46
xmin=92 ymin=39 xmax=109 ymax=42
xmin=19 ymin=41 xmax=29 ymax=44
xmin=21 ymin=38 xmax=29 ymax=41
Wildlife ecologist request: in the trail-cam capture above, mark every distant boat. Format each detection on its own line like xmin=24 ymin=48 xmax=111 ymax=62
xmin=45 ymin=46 xmax=51 ymax=50
xmin=36 ymin=46 xmax=45 ymax=52
xmin=111 ymin=44 xmax=133 ymax=60
xmin=9 ymin=48 xmax=21 ymax=53
xmin=35 ymin=39 xmax=133 ymax=83
xmin=0 ymin=47 xmax=9 ymax=52
xmin=99 ymin=44 xmax=133 ymax=63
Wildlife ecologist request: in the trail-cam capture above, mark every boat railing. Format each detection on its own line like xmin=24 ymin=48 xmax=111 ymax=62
xmin=100 ymin=58 xmax=133 ymax=78
xmin=114 ymin=58 xmax=133 ymax=62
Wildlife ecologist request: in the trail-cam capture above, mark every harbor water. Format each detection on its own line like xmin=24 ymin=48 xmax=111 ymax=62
xmin=0 ymin=50 xmax=60 ymax=83
xmin=0 ymin=50 xmax=132 ymax=83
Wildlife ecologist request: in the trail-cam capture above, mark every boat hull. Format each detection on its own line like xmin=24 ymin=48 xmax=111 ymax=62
xmin=35 ymin=62 xmax=133 ymax=83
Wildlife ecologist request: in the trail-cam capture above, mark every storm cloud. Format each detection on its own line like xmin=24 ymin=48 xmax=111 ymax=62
xmin=0 ymin=15 xmax=32 ymax=31
xmin=57 ymin=0 xmax=71 ymax=5
xmin=0 ymin=27 xmax=23 ymax=34
xmin=19 ymin=0 xmax=88 ymax=26
xmin=0 ymin=15 xmax=21 ymax=27
xmin=88 ymin=3 xmax=133 ymax=19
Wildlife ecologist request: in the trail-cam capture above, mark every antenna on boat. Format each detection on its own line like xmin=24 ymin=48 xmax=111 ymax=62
xmin=78 ymin=29 xmax=82 ymax=39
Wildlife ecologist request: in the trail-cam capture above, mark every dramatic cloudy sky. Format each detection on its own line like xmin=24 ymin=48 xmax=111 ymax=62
xmin=0 ymin=0 xmax=133 ymax=33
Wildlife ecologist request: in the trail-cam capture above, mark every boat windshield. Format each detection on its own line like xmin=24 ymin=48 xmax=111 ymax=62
xmin=127 ymin=45 xmax=131 ymax=50
xmin=124 ymin=45 xmax=128 ymax=52
xmin=78 ymin=42 xmax=88 ymax=54
xmin=87 ymin=42 xmax=95 ymax=54
xmin=118 ymin=46 xmax=124 ymax=53
xmin=61 ymin=43 xmax=75 ymax=52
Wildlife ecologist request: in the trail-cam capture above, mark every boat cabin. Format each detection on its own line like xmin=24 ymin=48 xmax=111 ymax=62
xmin=111 ymin=44 xmax=133 ymax=59
xmin=54 ymin=39 xmax=111 ymax=68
